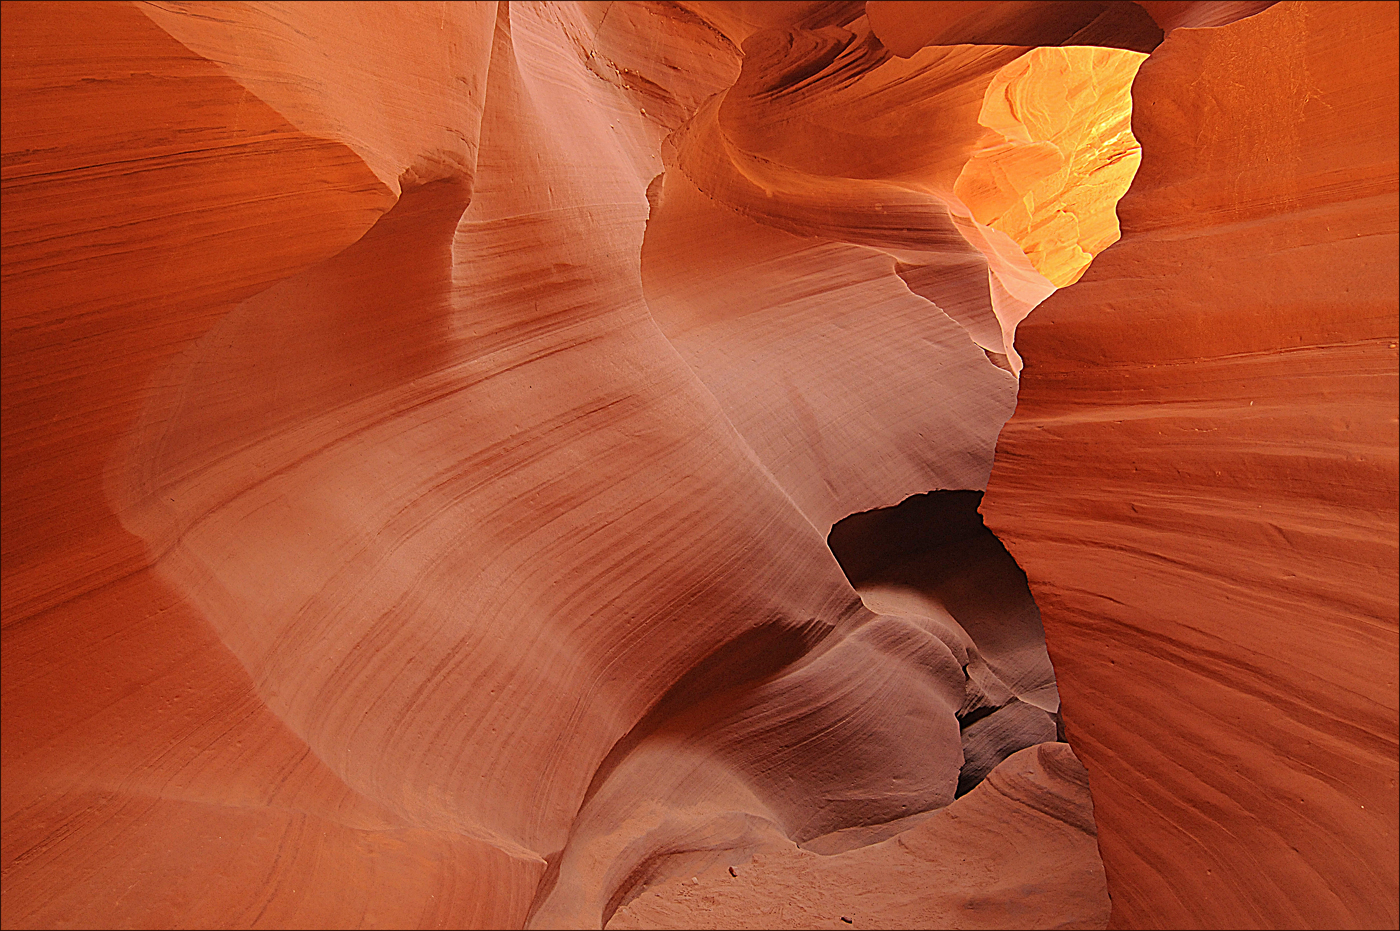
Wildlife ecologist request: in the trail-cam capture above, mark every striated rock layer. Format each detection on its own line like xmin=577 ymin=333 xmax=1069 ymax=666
xmin=1 ymin=1 xmax=1395 ymax=929
xmin=0 ymin=1 xmax=1122 ymax=926
xmin=982 ymin=2 xmax=1400 ymax=929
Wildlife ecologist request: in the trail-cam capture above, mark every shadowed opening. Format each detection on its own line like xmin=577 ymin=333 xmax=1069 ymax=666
xmin=828 ymin=490 xmax=1066 ymax=796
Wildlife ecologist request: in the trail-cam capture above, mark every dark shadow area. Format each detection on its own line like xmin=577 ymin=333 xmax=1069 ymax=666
xmin=828 ymin=490 xmax=1065 ymax=796
xmin=827 ymin=490 xmax=990 ymax=587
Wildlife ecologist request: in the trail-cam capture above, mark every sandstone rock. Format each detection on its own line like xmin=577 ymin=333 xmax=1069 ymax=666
xmin=608 ymin=743 xmax=1110 ymax=930
xmin=982 ymin=2 xmax=1400 ymax=927
xmin=2 ymin=1 xmax=1393 ymax=929
xmin=3 ymin=2 xmax=1090 ymax=926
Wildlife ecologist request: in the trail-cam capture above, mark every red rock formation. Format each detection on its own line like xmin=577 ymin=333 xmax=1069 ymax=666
xmin=982 ymin=2 xmax=1400 ymax=928
xmin=2 ymin=1 xmax=1395 ymax=929
xmin=608 ymin=743 xmax=1108 ymax=930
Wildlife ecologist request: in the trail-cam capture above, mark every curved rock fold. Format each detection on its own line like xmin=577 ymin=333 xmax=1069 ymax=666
xmin=3 ymin=2 xmax=1394 ymax=930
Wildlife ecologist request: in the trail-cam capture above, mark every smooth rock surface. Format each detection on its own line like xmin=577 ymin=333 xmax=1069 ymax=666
xmin=608 ymin=743 xmax=1109 ymax=931
xmin=3 ymin=2 xmax=1125 ymax=927
xmin=982 ymin=2 xmax=1400 ymax=928
xmin=2 ymin=1 xmax=1394 ymax=929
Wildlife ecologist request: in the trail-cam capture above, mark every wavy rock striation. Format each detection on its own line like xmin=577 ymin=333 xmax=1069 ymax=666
xmin=982 ymin=2 xmax=1400 ymax=928
xmin=1 ymin=1 xmax=1394 ymax=930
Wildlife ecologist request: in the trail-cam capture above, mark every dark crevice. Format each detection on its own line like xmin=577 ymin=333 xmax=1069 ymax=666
xmin=827 ymin=490 xmax=989 ymax=588
xmin=957 ymin=703 xmax=1001 ymax=731
xmin=827 ymin=489 xmax=1061 ymax=798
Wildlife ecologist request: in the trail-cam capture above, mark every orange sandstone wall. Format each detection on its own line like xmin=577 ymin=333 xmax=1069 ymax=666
xmin=982 ymin=2 xmax=1400 ymax=928
xmin=1 ymin=4 xmax=532 ymax=926
xmin=2 ymin=3 xmax=1114 ymax=927
xmin=3 ymin=1 xmax=1395 ymax=928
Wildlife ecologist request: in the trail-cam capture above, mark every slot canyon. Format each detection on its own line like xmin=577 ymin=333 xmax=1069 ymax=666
xmin=1 ymin=1 xmax=1395 ymax=929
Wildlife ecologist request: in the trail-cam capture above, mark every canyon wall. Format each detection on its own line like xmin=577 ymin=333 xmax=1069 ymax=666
xmin=0 ymin=2 xmax=1115 ymax=926
xmin=982 ymin=2 xmax=1400 ymax=928
xmin=2 ymin=2 xmax=1395 ymax=929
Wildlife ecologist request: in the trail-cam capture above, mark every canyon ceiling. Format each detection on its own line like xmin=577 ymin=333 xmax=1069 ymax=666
xmin=1 ymin=2 xmax=1396 ymax=929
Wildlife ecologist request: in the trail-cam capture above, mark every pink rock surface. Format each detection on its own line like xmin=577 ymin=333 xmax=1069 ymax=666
xmin=608 ymin=743 xmax=1108 ymax=930
xmin=2 ymin=2 xmax=1394 ymax=929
